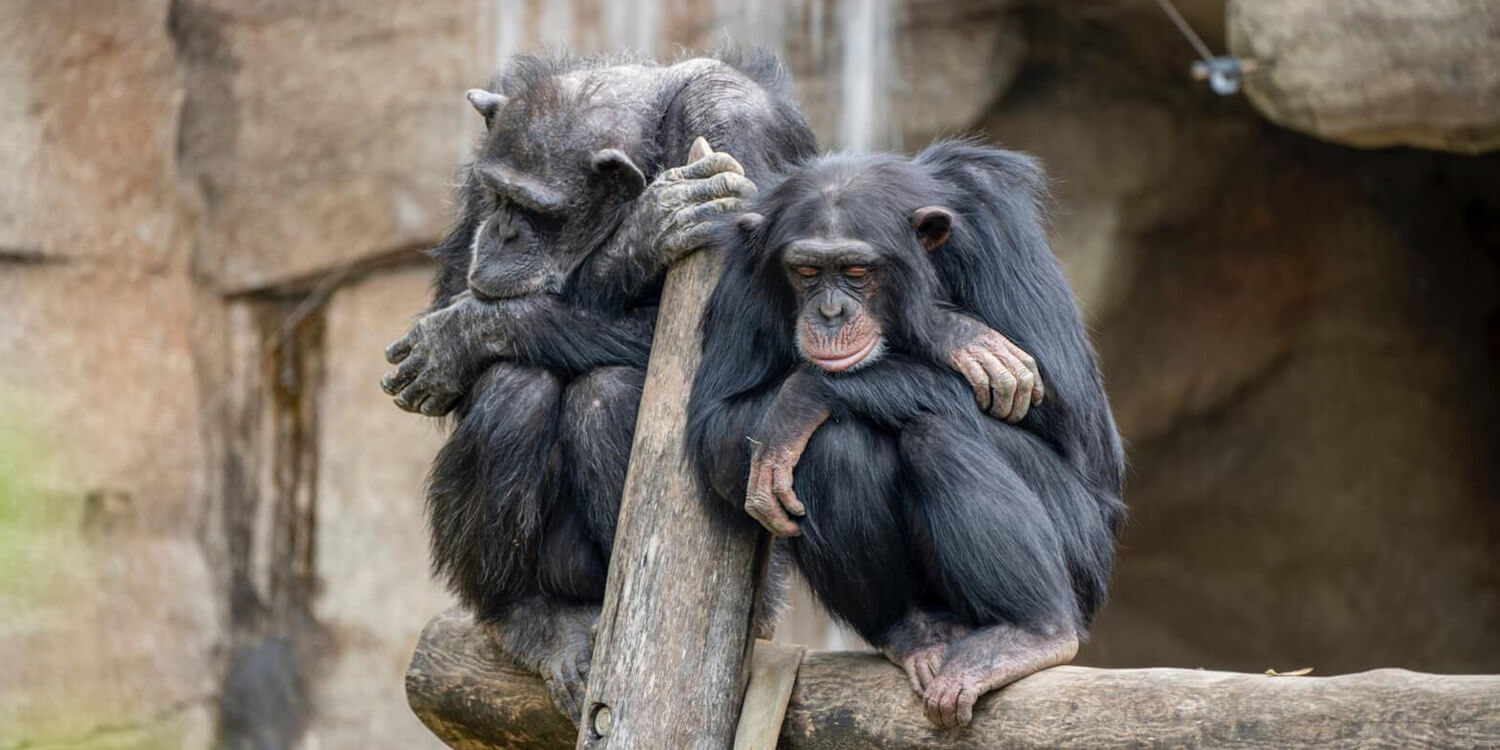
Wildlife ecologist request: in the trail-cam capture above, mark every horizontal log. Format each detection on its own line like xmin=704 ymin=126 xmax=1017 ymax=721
xmin=408 ymin=608 xmax=1500 ymax=749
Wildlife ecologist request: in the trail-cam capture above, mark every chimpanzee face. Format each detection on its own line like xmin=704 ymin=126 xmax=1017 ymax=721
xmin=782 ymin=236 xmax=886 ymax=372
xmin=768 ymin=204 xmax=953 ymax=374
xmin=462 ymin=82 xmax=647 ymax=300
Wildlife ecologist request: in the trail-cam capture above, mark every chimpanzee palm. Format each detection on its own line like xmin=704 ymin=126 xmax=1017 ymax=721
xmin=687 ymin=141 xmax=1126 ymax=728
xmin=379 ymin=52 xmax=818 ymax=723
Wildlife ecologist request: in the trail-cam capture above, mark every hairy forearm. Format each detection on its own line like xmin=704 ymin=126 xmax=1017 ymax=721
xmin=475 ymin=296 xmax=654 ymax=375
xmin=817 ymin=357 xmax=976 ymax=429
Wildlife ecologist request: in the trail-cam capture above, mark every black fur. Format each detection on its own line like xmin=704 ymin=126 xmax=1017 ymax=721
xmin=424 ymin=50 xmax=817 ymax=635
xmin=687 ymin=141 xmax=1125 ymax=645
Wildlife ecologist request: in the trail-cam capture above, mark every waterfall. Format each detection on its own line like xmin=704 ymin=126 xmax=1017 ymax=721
xmin=837 ymin=0 xmax=895 ymax=152
xmin=487 ymin=0 xmax=898 ymax=150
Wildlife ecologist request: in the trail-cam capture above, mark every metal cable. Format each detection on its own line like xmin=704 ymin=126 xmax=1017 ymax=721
xmin=1154 ymin=0 xmax=1215 ymax=63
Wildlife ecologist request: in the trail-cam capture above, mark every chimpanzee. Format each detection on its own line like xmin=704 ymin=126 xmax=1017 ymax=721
xmin=687 ymin=141 xmax=1126 ymax=728
xmin=379 ymin=52 xmax=820 ymax=723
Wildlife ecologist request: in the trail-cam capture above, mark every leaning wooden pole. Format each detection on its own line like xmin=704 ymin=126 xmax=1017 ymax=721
xmin=574 ymin=150 xmax=767 ymax=748
xmin=409 ymin=608 xmax=1500 ymax=750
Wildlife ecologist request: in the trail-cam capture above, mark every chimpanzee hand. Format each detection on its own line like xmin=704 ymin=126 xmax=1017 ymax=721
xmin=745 ymin=370 xmax=830 ymax=538
xmin=938 ymin=311 xmax=1044 ymax=423
xmin=381 ymin=292 xmax=508 ymax=416
xmin=637 ymin=137 xmax=759 ymax=266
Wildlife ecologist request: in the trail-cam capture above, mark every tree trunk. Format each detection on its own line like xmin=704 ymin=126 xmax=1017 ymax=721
xmin=571 ymin=241 xmax=769 ymax=750
xmin=408 ymin=608 xmax=1500 ymax=750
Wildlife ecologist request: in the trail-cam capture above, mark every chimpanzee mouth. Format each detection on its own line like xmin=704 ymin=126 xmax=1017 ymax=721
xmin=803 ymin=335 xmax=882 ymax=373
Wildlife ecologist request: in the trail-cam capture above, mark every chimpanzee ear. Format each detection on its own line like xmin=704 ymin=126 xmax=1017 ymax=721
xmin=736 ymin=212 xmax=766 ymax=234
xmin=465 ymin=89 xmax=506 ymax=129
xmin=911 ymin=205 xmax=955 ymax=252
xmin=591 ymin=149 xmax=647 ymax=201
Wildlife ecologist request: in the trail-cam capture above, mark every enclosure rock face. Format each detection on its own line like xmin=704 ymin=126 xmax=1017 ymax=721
xmin=175 ymin=0 xmax=483 ymax=292
xmin=0 ymin=266 xmax=219 ymax=745
xmin=1229 ymin=0 xmax=1500 ymax=153
xmin=981 ymin=11 xmax=1500 ymax=674
xmin=0 ymin=0 xmax=190 ymax=270
xmin=308 ymin=268 xmax=451 ymax=749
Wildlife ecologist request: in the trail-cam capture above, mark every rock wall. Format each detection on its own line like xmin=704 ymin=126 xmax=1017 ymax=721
xmin=1 ymin=2 xmax=1497 ymax=749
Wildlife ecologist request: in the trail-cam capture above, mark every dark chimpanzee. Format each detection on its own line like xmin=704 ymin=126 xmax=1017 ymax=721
xmin=687 ymin=141 xmax=1126 ymax=728
xmin=379 ymin=52 xmax=820 ymax=723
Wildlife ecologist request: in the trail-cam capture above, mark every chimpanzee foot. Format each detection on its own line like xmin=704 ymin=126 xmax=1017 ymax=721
xmin=541 ymin=637 xmax=592 ymax=727
xmin=876 ymin=609 xmax=972 ymax=695
xmin=922 ymin=622 xmax=1078 ymax=728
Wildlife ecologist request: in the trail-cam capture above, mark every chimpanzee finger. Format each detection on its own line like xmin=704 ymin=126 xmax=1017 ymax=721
xmin=975 ymin=350 xmax=1015 ymax=420
xmin=745 ymin=493 xmax=800 ymax=537
xmin=660 ymin=152 xmax=745 ymax=182
xmin=395 ymin=379 xmax=434 ymax=414
xmin=951 ymin=353 xmax=991 ymax=412
xmin=385 ymin=329 xmax=417 ymax=364
xmin=546 ymin=677 xmax=581 ymax=726
xmin=1002 ymin=338 xmax=1044 ymax=404
xmin=662 ymin=221 xmax=726 ymax=262
xmin=955 ymin=687 xmax=977 ymax=726
xmin=771 ymin=465 xmax=804 ymax=517
xmin=681 ymin=171 xmax=757 ymax=202
xmin=381 ymin=352 xmax=427 ymax=396
xmin=989 ymin=346 xmax=1032 ymax=423
xmin=674 ymin=197 xmax=750 ymax=227
xmin=420 ymin=391 xmax=458 ymax=417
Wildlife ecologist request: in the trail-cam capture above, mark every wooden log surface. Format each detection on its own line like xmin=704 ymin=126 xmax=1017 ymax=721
xmin=408 ymin=608 xmax=1500 ymax=750
xmin=574 ymin=143 xmax=768 ymax=750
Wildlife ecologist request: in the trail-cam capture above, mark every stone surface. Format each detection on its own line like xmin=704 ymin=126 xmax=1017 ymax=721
xmin=0 ymin=0 xmax=190 ymax=270
xmin=0 ymin=264 xmax=205 ymax=525
xmin=1230 ymin=0 xmax=1500 ymax=153
xmin=307 ymin=265 xmax=451 ymax=749
xmin=175 ymin=0 xmax=489 ymax=291
xmin=979 ymin=9 xmax=1500 ymax=674
xmin=0 ymin=266 xmax=221 ymax=748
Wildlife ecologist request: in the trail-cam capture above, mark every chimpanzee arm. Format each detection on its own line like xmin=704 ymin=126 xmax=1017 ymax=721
xmin=816 ymin=355 xmax=983 ymax=431
xmin=578 ymin=146 xmax=759 ymax=311
xmin=382 ymin=294 xmax=652 ymax=416
xmin=918 ymin=141 xmax=1125 ymax=494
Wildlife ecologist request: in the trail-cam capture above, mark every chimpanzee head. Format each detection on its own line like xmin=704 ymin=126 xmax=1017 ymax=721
xmin=460 ymin=63 xmax=655 ymax=299
xmin=736 ymin=155 xmax=953 ymax=373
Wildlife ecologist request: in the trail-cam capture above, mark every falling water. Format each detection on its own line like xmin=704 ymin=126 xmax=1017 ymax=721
xmin=837 ymin=0 xmax=895 ymax=152
xmin=488 ymin=0 xmax=896 ymax=150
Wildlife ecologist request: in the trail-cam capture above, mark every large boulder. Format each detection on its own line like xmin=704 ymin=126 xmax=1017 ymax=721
xmin=1229 ymin=0 xmax=1500 ymax=153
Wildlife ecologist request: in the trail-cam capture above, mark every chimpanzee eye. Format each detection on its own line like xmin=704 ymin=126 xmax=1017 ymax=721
xmin=794 ymin=266 xmax=819 ymax=278
xmin=844 ymin=266 xmax=869 ymax=279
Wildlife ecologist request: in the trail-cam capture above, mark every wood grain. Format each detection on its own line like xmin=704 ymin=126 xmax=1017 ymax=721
xmin=409 ymin=609 xmax=1500 ymax=749
xmin=573 ymin=240 xmax=768 ymax=750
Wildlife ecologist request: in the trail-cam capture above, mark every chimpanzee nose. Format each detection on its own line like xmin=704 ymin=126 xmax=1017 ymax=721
xmin=817 ymin=297 xmax=844 ymax=323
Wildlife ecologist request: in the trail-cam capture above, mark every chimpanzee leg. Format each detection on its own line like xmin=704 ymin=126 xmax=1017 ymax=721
xmin=878 ymin=608 xmax=973 ymax=695
xmin=787 ymin=417 xmax=914 ymax=644
xmin=484 ymin=595 xmax=597 ymax=725
xmin=899 ymin=417 xmax=1093 ymax=727
xmin=426 ymin=361 xmax=561 ymax=623
xmin=558 ymin=366 xmax=646 ymax=563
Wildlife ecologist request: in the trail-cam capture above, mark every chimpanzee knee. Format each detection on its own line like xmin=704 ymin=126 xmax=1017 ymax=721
xmin=559 ymin=366 xmax=645 ymax=557
xmin=789 ymin=417 xmax=914 ymax=641
xmin=537 ymin=502 xmax=608 ymax=602
xmin=428 ymin=362 xmax=563 ymax=621
xmin=898 ymin=414 xmax=1075 ymax=630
